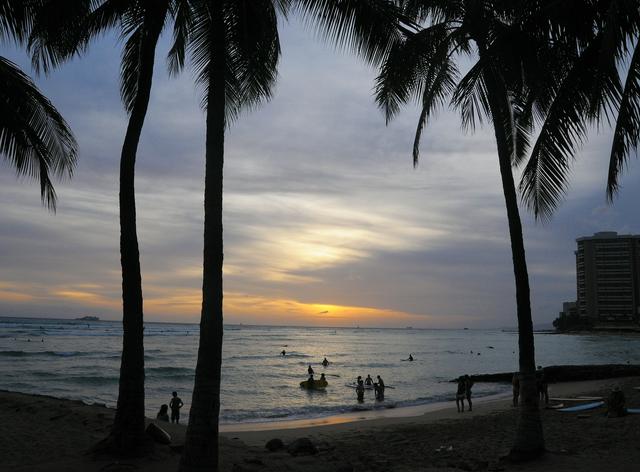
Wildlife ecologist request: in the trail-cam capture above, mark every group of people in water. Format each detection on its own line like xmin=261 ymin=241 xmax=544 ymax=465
xmin=156 ymin=391 xmax=184 ymax=424
xmin=355 ymin=374 xmax=385 ymax=402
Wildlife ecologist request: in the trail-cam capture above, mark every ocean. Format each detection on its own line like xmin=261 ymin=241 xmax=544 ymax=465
xmin=1 ymin=317 xmax=639 ymax=424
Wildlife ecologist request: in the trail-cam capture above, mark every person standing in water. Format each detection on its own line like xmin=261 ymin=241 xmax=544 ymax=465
xmin=365 ymin=374 xmax=373 ymax=386
xmin=308 ymin=364 xmax=314 ymax=375
xmin=456 ymin=377 xmax=466 ymax=413
xmin=169 ymin=391 xmax=184 ymax=424
xmin=322 ymin=357 xmax=329 ymax=367
xmin=464 ymin=374 xmax=473 ymax=411
xmin=281 ymin=349 xmax=286 ymax=356
xmin=356 ymin=378 xmax=365 ymax=402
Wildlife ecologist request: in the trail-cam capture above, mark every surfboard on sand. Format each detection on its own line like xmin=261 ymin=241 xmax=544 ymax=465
xmin=549 ymin=396 xmax=603 ymax=402
xmin=546 ymin=403 xmax=565 ymax=410
xmin=557 ymin=401 xmax=605 ymax=413
xmin=146 ymin=423 xmax=171 ymax=444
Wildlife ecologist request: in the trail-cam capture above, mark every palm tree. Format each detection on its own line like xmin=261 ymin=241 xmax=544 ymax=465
xmin=28 ymin=0 xmax=190 ymax=454
xmin=374 ymin=0 xmax=574 ymax=459
xmin=0 ymin=0 xmax=77 ymax=210
xmin=517 ymin=0 xmax=640 ymax=217
xmin=178 ymin=1 xmax=404 ymax=469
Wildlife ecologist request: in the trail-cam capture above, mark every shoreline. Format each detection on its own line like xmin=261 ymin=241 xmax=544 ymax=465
xmin=0 ymin=376 xmax=626 ymax=435
xmin=3 ymin=376 xmax=640 ymax=471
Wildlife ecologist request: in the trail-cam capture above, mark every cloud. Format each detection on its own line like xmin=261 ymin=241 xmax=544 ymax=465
xmin=1 ymin=18 xmax=640 ymax=327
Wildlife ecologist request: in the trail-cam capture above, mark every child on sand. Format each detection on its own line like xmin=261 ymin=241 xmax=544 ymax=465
xmin=169 ymin=391 xmax=184 ymax=424
xmin=156 ymin=404 xmax=169 ymax=422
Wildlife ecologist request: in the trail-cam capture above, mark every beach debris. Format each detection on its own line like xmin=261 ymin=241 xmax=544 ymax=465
xmin=435 ymin=445 xmax=454 ymax=453
xmin=335 ymin=463 xmax=354 ymax=472
xmin=286 ymin=437 xmax=318 ymax=456
xmin=265 ymin=438 xmax=285 ymax=452
xmin=145 ymin=423 xmax=171 ymax=444
xmin=99 ymin=462 xmax=138 ymax=471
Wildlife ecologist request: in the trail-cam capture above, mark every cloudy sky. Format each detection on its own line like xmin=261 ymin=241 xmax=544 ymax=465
xmin=1 ymin=17 xmax=639 ymax=328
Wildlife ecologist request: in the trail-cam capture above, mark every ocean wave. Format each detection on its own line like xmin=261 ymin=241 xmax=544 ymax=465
xmin=0 ymin=350 xmax=97 ymax=358
xmin=146 ymin=366 xmax=193 ymax=375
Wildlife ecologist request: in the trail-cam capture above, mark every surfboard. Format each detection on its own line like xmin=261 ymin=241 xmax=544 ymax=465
xmin=627 ymin=408 xmax=640 ymax=414
xmin=146 ymin=423 xmax=171 ymax=444
xmin=545 ymin=403 xmax=565 ymax=410
xmin=345 ymin=383 xmax=374 ymax=390
xmin=557 ymin=401 xmax=605 ymax=412
xmin=549 ymin=396 xmax=603 ymax=402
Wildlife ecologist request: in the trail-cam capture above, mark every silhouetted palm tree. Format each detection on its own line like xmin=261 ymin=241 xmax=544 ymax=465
xmin=178 ymin=1 xmax=404 ymax=469
xmin=29 ymin=0 xmax=190 ymax=453
xmin=518 ymin=0 xmax=640 ymax=216
xmin=375 ymin=0 xmax=574 ymax=459
xmin=0 ymin=0 xmax=77 ymax=209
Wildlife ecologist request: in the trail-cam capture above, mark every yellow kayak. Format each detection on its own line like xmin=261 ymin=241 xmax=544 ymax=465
xmin=300 ymin=379 xmax=328 ymax=389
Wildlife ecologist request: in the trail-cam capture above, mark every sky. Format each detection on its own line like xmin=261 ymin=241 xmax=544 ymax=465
xmin=1 ymin=17 xmax=639 ymax=328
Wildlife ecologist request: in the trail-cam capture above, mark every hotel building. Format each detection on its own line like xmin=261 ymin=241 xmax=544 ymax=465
xmin=575 ymin=232 xmax=640 ymax=324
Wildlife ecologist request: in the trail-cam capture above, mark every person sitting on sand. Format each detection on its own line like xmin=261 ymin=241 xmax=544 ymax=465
xmin=169 ymin=391 xmax=184 ymax=424
xmin=322 ymin=357 xmax=329 ymax=367
xmin=356 ymin=378 xmax=365 ymax=402
xmin=464 ymin=374 xmax=473 ymax=411
xmin=308 ymin=364 xmax=314 ymax=375
xmin=156 ymin=404 xmax=169 ymax=422
xmin=607 ymin=386 xmax=627 ymax=418
xmin=365 ymin=374 xmax=373 ymax=386
xmin=512 ymin=372 xmax=520 ymax=407
xmin=456 ymin=377 xmax=466 ymax=413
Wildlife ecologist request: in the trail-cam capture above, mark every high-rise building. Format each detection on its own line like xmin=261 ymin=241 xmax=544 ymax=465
xmin=575 ymin=232 xmax=640 ymax=325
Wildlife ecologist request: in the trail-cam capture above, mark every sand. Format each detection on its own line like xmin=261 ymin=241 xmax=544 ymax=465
xmin=2 ymin=377 xmax=640 ymax=471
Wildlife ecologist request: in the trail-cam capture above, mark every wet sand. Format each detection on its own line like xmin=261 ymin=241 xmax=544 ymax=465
xmin=2 ymin=377 xmax=640 ymax=471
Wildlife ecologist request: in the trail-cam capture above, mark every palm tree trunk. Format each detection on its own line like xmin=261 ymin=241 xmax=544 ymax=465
xmin=180 ymin=2 xmax=225 ymax=470
xmin=485 ymin=72 xmax=545 ymax=460
xmin=110 ymin=21 xmax=162 ymax=455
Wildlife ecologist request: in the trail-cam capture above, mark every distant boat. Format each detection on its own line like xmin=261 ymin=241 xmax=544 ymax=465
xmin=463 ymin=327 xmax=469 ymax=330
xmin=76 ymin=316 xmax=99 ymax=321
xmin=406 ymin=326 xmax=413 ymax=329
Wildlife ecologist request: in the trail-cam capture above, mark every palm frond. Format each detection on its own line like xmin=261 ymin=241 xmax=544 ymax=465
xmin=375 ymin=22 xmax=452 ymax=123
xmin=167 ymin=0 xmax=193 ymax=76
xmin=294 ymin=0 xmax=407 ymax=67
xmin=519 ymin=33 xmax=611 ymax=220
xmin=0 ymin=56 xmax=77 ymax=210
xmin=607 ymin=38 xmax=640 ymax=201
xmin=0 ymin=0 xmax=31 ymax=43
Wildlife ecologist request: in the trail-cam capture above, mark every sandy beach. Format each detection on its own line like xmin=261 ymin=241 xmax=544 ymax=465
xmin=3 ymin=377 xmax=640 ymax=471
